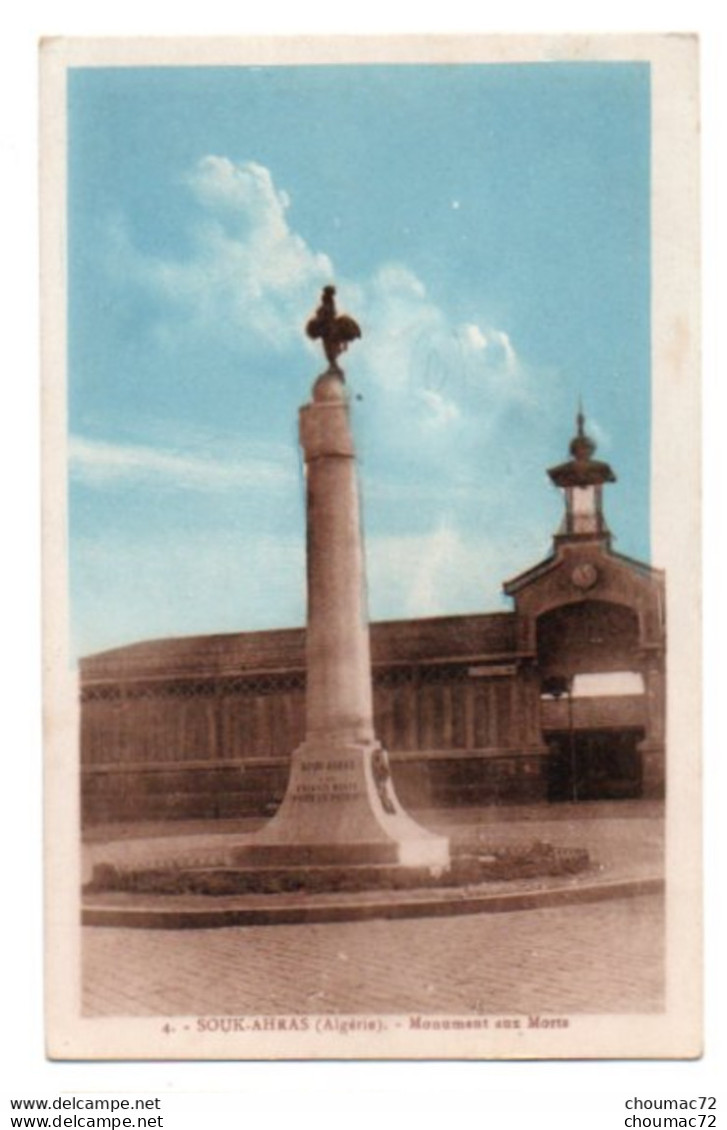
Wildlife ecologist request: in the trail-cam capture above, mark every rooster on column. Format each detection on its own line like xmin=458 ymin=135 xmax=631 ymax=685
xmin=305 ymin=285 xmax=362 ymax=374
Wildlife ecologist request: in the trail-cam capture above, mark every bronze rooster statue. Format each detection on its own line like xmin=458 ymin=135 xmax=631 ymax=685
xmin=305 ymin=285 xmax=362 ymax=373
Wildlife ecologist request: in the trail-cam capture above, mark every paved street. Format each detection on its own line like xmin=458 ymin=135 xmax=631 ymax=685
xmin=82 ymin=802 xmax=664 ymax=1018
xmin=83 ymin=892 xmax=664 ymax=1017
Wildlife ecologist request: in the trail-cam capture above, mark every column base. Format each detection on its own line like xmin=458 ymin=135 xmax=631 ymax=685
xmin=228 ymin=738 xmax=450 ymax=872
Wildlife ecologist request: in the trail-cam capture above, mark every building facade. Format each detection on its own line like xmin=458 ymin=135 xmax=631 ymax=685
xmin=79 ymin=415 xmax=665 ymax=824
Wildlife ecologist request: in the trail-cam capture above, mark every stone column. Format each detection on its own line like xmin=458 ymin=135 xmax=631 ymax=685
xmin=302 ymin=371 xmax=375 ymax=745
xmin=230 ymin=370 xmax=449 ymax=871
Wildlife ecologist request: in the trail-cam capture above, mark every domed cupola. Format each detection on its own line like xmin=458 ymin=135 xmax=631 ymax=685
xmin=548 ymin=408 xmax=616 ymax=543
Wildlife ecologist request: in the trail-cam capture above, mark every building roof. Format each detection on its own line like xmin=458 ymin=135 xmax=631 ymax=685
xmin=547 ymin=457 xmax=616 ymax=488
xmin=80 ymin=611 xmax=519 ymax=683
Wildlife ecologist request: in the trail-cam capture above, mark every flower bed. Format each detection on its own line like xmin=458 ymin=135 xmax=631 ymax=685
xmin=85 ymin=840 xmax=590 ymax=896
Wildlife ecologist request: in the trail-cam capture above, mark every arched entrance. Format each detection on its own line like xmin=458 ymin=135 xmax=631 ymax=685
xmin=537 ymin=599 xmax=641 ymax=677
xmin=537 ymin=601 xmax=647 ymax=802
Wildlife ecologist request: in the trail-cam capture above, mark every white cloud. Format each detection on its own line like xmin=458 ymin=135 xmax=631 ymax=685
xmin=350 ymin=264 xmax=526 ymax=433
xmin=186 ymin=157 xmax=291 ymax=235
xmin=494 ymin=329 xmax=518 ymax=374
xmin=373 ymin=263 xmax=427 ymax=300
xmin=417 ymin=388 xmax=461 ymax=428
xmin=69 ymin=435 xmax=296 ymax=493
xmin=462 ymin=323 xmax=488 ymax=350
xmin=109 ymin=156 xmax=333 ymax=350
xmin=97 ymin=158 xmax=545 ymax=518
xmin=107 ymin=157 xmax=527 ymax=414
xmin=406 ymin=525 xmax=464 ymax=614
xmin=364 ymin=524 xmax=526 ymax=622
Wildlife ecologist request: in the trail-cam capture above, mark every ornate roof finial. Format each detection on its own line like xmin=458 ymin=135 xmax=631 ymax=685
xmin=549 ymin=404 xmax=615 ymax=492
xmin=305 ymin=286 xmax=362 ymax=375
xmin=570 ymin=400 xmax=596 ymax=462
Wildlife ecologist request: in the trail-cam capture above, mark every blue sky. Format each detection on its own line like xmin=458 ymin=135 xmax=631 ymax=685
xmin=68 ymin=62 xmax=651 ymax=658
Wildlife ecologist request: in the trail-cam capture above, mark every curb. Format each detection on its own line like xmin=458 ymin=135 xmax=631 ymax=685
xmin=82 ymin=875 xmax=664 ymax=930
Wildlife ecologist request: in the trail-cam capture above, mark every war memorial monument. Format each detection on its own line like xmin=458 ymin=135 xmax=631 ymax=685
xmin=83 ymin=288 xmax=664 ymax=923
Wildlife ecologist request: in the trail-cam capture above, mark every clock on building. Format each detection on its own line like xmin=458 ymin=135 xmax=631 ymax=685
xmin=571 ymin=562 xmax=599 ymax=590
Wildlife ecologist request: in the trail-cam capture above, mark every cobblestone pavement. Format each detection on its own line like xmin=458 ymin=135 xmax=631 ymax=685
xmin=83 ymin=893 xmax=664 ymax=1017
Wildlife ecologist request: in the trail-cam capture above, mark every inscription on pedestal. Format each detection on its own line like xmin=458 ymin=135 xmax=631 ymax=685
xmin=291 ymin=758 xmax=363 ymax=803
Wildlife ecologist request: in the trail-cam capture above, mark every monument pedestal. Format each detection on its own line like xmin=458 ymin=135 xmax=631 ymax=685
xmin=229 ymin=739 xmax=448 ymax=869
xmin=228 ymin=365 xmax=449 ymax=876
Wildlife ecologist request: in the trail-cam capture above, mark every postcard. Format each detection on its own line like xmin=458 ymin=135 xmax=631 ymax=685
xmin=41 ymin=33 xmax=700 ymax=1060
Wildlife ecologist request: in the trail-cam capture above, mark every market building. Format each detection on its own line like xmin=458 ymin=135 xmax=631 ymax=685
xmin=79 ymin=413 xmax=665 ymax=824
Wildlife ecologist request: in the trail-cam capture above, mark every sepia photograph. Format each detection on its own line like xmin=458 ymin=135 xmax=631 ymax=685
xmin=41 ymin=34 xmax=700 ymax=1060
